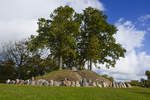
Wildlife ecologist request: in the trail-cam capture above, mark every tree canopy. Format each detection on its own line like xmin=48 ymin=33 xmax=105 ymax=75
xmin=28 ymin=6 xmax=80 ymax=70
xmin=76 ymin=7 xmax=126 ymax=70
xmin=146 ymin=70 xmax=150 ymax=81
xmin=28 ymin=6 xmax=126 ymax=70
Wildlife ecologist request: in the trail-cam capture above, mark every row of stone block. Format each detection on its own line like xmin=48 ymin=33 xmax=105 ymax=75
xmin=6 ymin=78 xmax=132 ymax=88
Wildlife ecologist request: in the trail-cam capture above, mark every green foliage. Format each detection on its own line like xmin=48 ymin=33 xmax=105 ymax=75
xmin=129 ymin=80 xmax=141 ymax=86
xmin=145 ymin=70 xmax=150 ymax=81
xmin=19 ymin=54 xmax=57 ymax=80
xmin=127 ymin=70 xmax=150 ymax=88
xmin=28 ymin=6 xmax=80 ymax=70
xmin=0 ymin=59 xmax=17 ymax=83
xmin=29 ymin=6 xmax=126 ymax=70
xmin=129 ymin=78 xmax=150 ymax=88
xmin=102 ymin=74 xmax=114 ymax=82
xmin=76 ymin=7 xmax=126 ymax=70
xmin=0 ymin=40 xmax=57 ymax=81
xmin=0 ymin=84 xmax=150 ymax=100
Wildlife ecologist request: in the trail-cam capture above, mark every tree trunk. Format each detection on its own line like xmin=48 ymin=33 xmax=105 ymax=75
xmin=88 ymin=60 xmax=90 ymax=70
xmin=90 ymin=59 xmax=92 ymax=70
xmin=59 ymin=56 xmax=63 ymax=70
xmin=81 ymin=64 xmax=84 ymax=70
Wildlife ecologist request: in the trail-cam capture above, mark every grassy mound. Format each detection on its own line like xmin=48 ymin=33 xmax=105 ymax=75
xmin=0 ymin=84 xmax=150 ymax=100
xmin=36 ymin=70 xmax=110 ymax=83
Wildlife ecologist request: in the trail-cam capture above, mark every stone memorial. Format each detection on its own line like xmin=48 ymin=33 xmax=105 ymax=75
xmin=71 ymin=81 xmax=76 ymax=87
xmin=82 ymin=78 xmax=88 ymax=87
xmin=72 ymin=67 xmax=78 ymax=72
xmin=75 ymin=81 xmax=80 ymax=87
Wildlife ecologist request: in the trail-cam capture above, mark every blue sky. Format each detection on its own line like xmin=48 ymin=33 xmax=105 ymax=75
xmin=0 ymin=0 xmax=150 ymax=81
xmin=101 ymin=0 xmax=150 ymax=55
xmin=101 ymin=0 xmax=150 ymax=23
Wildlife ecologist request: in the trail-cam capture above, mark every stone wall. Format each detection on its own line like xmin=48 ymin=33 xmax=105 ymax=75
xmin=6 ymin=78 xmax=132 ymax=88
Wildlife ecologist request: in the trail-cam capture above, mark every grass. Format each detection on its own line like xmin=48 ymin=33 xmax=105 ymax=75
xmin=36 ymin=70 xmax=110 ymax=83
xmin=0 ymin=84 xmax=150 ymax=100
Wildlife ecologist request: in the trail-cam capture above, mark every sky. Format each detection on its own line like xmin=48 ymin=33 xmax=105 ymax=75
xmin=0 ymin=0 xmax=150 ymax=81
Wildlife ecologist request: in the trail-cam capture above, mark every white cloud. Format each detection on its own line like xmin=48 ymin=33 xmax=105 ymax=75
xmin=95 ymin=19 xmax=150 ymax=81
xmin=0 ymin=19 xmax=37 ymax=43
xmin=115 ymin=19 xmax=146 ymax=51
xmin=0 ymin=0 xmax=104 ymax=44
xmin=138 ymin=14 xmax=150 ymax=22
xmin=147 ymin=27 xmax=150 ymax=31
xmin=137 ymin=14 xmax=150 ymax=30
xmin=64 ymin=0 xmax=104 ymax=12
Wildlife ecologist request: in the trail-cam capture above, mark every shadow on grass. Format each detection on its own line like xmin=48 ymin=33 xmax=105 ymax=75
xmin=133 ymin=91 xmax=150 ymax=96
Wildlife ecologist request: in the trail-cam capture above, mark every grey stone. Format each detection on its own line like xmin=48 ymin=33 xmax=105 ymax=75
xmin=72 ymin=67 xmax=78 ymax=72
xmin=19 ymin=80 xmax=24 ymax=85
xmin=24 ymin=80 xmax=31 ymax=85
xmin=122 ymin=83 xmax=127 ymax=88
xmin=11 ymin=80 xmax=16 ymax=84
xmin=112 ymin=82 xmax=116 ymax=88
xmin=126 ymin=83 xmax=132 ymax=88
xmin=88 ymin=80 xmax=92 ymax=83
xmin=75 ymin=81 xmax=80 ymax=87
xmin=82 ymin=78 xmax=88 ymax=87
xmin=118 ymin=82 xmax=122 ymax=88
xmin=8 ymin=80 xmax=15 ymax=84
xmin=120 ymin=82 xmax=125 ymax=88
xmin=49 ymin=80 xmax=54 ymax=86
xmin=6 ymin=79 xmax=10 ymax=84
xmin=71 ymin=81 xmax=76 ymax=87
xmin=31 ymin=80 xmax=36 ymax=85
xmin=92 ymin=82 xmax=97 ymax=87
xmin=43 ymin=81 xmax=49 ymax=86
xmin=32 ymin=77 xmax=35 ymax=81
xmin=16 ymin=79 xmax=20 ymax=84
xmin=88 ymin=80 xmax=93 ymax=86
xmin=97 ymin=83 xmax=102 ymax=88
xmin=115 ymin=82 xmax=119 ymax=88
xmin=109 ymin=82 xmax=113 ymax=87
xmin=53 ymin=81 xmax=60 ymax=86
xmin=63 ymin=79 xmax=71 ymax=86
xmin=102 ymin=82 xmax=107 ymax=87
xmin=37 ymin=79 xmax=46 ymax=86
xmin=24 ymin=80 xmax=28 ymax=85
xmin=66 ymin=81 xmax=71 ymax=86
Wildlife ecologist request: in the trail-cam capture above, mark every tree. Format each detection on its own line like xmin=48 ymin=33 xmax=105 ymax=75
xmin=77 ymin=7 xmax=126 ymax=70
xmin=2 ymin=40 xmax=31 ymax=78
xmin=2 ymin=40 xmax=55 ymax=79
xmin=0 ymin=59 xmax=17 ymax=82
xmin=19 ymin=54 xmax=57 ymax=80
xmin=101 ymin=74 xmax=114 ymax=82
xmin=28 ymin=6 xmax=126 ymax=71
xmin=28 ymin=6 xmax=80 ymax=70
xmin=145 ymin=70 xmax=150 ymax=81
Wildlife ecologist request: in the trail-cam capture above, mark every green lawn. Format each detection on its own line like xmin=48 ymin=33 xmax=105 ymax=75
xmin=0 ymin=84 xmax=150 ymax=100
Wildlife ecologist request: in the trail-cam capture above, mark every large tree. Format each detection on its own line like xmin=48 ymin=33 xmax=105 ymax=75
xmin=28 ymin=6 xmax=80 ymax=70
xmin=77 ymin=7 xmax=126 ymax=70
xmin=29 ymin=6 xmax=126 ymax=71
xmin=0 ymin=59 xmax=17 ymax=83
xmin=1 ymin=40 xmax=55 ymax=79
xmin=2 ymin=40 xmax=30 ymax=78
xmin=146 ymin=70 xmax=150 ymax=81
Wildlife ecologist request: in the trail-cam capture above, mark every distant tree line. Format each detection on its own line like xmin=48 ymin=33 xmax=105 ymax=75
xmin=101 ymin=74 xmax=114 ymax=82
xmin=0 ymin=6 xmax=126 ymax=82
xmin=129 ymin=70 xmax=150 ymax=88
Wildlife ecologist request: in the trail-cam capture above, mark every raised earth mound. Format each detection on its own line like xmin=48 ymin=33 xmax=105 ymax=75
xmin=35 ymin=70 xmax=111 ymax=84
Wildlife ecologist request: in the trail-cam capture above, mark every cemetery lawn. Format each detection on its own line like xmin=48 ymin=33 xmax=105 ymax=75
xmin=0 ymin=84 xmax=150 ymax=100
